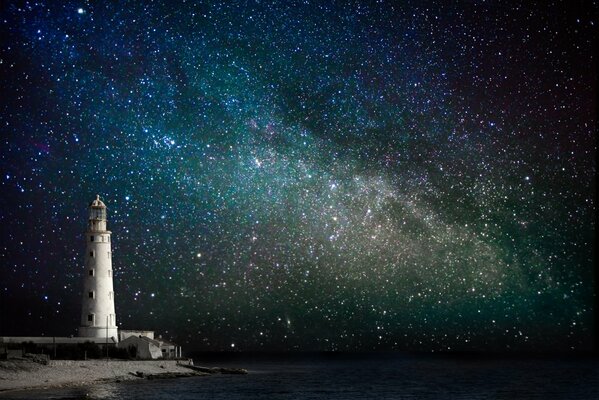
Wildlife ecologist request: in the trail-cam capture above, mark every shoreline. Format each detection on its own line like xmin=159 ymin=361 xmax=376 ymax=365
xmin=0 ymin=358 xmax=245 ymax=395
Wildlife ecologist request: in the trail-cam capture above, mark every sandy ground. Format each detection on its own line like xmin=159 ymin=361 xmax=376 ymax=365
xmin=0 ymin=359 xmax=199 ymax=393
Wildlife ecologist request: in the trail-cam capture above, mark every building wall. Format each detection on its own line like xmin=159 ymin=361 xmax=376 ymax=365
xmin=0 ymin=336 xmax=116 ymax=344
xmin=117 ymin=336 xmax=162 ymax=359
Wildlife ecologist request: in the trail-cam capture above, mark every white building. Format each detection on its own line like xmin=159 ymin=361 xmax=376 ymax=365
xmin=78 ymin=195 xmax=118 ymax=341
xmin=117 ymin=332 xmax=181 ymax=359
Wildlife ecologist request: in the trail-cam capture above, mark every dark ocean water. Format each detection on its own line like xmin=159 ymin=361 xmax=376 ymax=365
xmin=1 ymin=354 xmax=598 ymax=399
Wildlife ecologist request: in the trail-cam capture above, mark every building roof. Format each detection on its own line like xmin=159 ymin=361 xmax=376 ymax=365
xmin=120 ymin=335 xmax=161 ymax=348
xmin=138 ymin=336 xmax=162 ymax=347
xmin=158 ymin=339 xmax=176 ymax=347
xmin=118 ymin=334 xmax=178 ymax=348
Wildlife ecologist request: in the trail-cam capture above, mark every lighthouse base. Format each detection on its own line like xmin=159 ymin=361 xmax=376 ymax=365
xmin=79 ymin=326 xmax=119 ymax=342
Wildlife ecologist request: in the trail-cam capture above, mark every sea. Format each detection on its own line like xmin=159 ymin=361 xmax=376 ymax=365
xmin=1 ymin=353 xmax=598 ymax=399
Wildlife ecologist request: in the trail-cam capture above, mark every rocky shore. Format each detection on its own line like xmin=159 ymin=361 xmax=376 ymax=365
xmin=0 ymin=357 xmax=247 ymax=394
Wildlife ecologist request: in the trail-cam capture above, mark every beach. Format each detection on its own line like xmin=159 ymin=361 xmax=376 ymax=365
xmin=0 ymin=358 xmax=204 ymax=393
xmin=1 ymin=354 xmax=597 ymax=400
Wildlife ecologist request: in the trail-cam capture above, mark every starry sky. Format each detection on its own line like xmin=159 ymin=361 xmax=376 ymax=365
xmin=0 ymin=0 xmax=596 ymax=352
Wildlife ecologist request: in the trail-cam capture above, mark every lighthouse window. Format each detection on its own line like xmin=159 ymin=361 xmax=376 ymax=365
xmin=89 ymin=251 xmax=94 ymax=258
xmin=88 ymin=291 xmax=94 ymax=299
xmin=87 ymin=314 xmax=94 ymax=323
xmin=89 ymin=269 xmax=94 ymax=276
xmin=90 ymin=235 xmax=94 ymax=242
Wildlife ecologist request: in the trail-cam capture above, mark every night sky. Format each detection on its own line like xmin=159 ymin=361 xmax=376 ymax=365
xmin=0 ymin=0 xmax=596 ymax=353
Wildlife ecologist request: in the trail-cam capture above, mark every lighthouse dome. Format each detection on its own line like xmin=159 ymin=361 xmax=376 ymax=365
xmin=89 ymin=195 xmax=106 ymax=208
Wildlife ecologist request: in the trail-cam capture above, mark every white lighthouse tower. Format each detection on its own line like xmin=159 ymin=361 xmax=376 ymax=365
xmin=79 ymin=195 xmax=118 ymax=341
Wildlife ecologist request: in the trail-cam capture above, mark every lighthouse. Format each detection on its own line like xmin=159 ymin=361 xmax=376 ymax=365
xmin=79 ymin=195 xmax=118 ymax=341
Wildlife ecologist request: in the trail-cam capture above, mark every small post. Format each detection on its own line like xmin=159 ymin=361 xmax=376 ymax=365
xmin=106 ymin=315 xmax=109 ymax=358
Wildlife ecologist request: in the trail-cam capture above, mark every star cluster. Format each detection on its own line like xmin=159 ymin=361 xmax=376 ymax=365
xmin=0 ymin=0 xmax=595 ymax=352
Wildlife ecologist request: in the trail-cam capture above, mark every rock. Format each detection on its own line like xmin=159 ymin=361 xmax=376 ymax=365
xmin=219 ymin=368 xmax=248 ymax=375
xmin=23 ymin=354 xmax=49 ymax=365
xmin=180 ymin=365 xmax=218 ymax=373
xmin=142 ymin=372 xmax=200 ymax=380
xmin=179 ymin=364 xmax=248 ymax=375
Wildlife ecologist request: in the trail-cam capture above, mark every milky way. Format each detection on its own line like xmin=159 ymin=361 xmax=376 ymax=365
xmin=0 ymin=1 xmax=595 ymax=352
